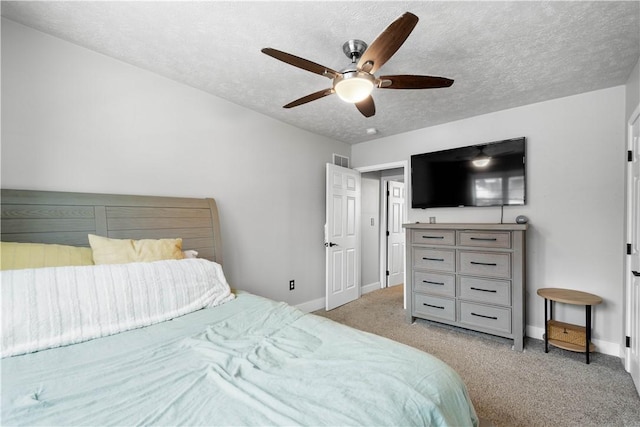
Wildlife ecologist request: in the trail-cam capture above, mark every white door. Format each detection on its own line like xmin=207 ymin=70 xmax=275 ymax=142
xmin=626 ymin=106 xmax=640 ymax=395
xmin=326 ymin=163 xmax=361 ymax=310
xmin=386 ymin=181 xmax=405 ymax=287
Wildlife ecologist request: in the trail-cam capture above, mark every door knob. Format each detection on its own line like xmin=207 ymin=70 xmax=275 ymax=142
xmin=325 ymin=242 xmax=338 ymax=247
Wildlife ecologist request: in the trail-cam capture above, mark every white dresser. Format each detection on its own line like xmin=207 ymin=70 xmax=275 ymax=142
xmin=404 ymin=223 xmax=527 ymax=351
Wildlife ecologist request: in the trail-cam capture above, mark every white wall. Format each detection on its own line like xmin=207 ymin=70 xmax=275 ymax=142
xmin=352 ymin=87 xmax=627 ymax=354
xmin=1 ymin=19 xmax=351 ymax=306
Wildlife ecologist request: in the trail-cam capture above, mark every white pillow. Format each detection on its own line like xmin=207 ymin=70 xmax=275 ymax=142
xmin=182 ymin=250 xmax=199 ymax=259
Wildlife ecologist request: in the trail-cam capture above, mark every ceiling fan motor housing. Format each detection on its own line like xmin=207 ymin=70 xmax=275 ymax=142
xmin=342 ymin=39 xmax=368 ymax=61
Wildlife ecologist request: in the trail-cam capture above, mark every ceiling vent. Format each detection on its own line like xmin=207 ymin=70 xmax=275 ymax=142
xmin=333 ymin=154 xmax=350 ymax=168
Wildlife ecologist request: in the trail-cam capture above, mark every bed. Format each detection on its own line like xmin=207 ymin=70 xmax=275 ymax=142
xmin=1 ymin=189 xmax=478 ymax=426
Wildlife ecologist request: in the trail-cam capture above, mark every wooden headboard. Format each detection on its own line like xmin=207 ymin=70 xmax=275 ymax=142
xmin=0 ymin=189 xmax=223 ymax=265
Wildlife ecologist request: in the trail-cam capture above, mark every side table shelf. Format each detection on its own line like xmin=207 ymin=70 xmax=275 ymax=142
xmin=537 ymin=288 xmax=602 ymax=364
xmin=546 ymin=319 xmax=595 ymax=353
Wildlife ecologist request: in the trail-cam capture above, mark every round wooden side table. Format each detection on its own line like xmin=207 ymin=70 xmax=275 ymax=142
xmin=537 ymin=288 xmax=603 ymax=364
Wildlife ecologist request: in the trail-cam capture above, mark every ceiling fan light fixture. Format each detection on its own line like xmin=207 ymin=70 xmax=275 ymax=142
xmin=333 ymin=71 xmax=375 ymax=103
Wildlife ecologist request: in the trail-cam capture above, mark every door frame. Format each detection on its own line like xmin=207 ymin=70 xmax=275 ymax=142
xmin=624 ymin=103 xmax=640 ymax=379
xmin=355 ymin=161 xmax=409 ymax=305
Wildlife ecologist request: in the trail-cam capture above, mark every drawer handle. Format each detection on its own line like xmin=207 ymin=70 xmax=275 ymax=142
xmin=470 ymin=261 xmax=497 ymax=266
xmin=470 ymin=237 xmax=497 ymax=241
xmin=423 ymin=257 xmax=445 ymax=262
xmin=423 ymin=236 xmax=444 ymax=239
xmin=423 ymin=303 xmax=445 ymax=310
xmin=424 ymin=280 xmax=445 ymax=286
xmin=471 ymin=312 xmax=498 ymax=320
xmin=470 ymin=287 xmax=497 ymax=293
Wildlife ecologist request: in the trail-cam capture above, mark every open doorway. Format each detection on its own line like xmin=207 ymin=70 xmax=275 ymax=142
xmin=356 ymin=162 xmax=409 ymax=307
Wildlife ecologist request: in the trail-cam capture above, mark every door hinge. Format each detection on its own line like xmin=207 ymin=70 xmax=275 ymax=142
xmin=628 ymin=243 xmax=633 ymax=255
xmin=628 ymin=150 xmax=633 ymax=162
xmin=386 ymin=231 xmax=390 ymax=236
xmin=626 ymin=336 xmax=631 ymax=348
xmin=386 ymin=270 xmax=390 ymax=276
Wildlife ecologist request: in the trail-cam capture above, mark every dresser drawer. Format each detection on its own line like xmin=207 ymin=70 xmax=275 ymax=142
xmin=458 ymin=251 xmax=511 ymax=278
xmin=412 ymin=229 xmax=455 ymax=246
xmin=414 ymin=271 xmax=455 ymax=297
xmin=414 ymin=294 xmax=455 ymax=321
xmin=459 ymin=276 xmax=511 ymax=306
xmin=413 ymin=248 xmax=455 ymax=272
xmin=459 ymin=302 xmax=511 ymax=334
xmin=458 ymin=231 xmax=511 ymax=248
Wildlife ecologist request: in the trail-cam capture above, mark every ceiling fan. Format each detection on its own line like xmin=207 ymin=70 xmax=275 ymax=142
xmin=261 ymin=12 xmax=454 ymax=118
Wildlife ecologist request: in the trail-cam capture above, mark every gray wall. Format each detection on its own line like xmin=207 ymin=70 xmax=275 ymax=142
xmin=352 ymin=86 xmax=627 ymax=355
xmin=1 ymin=18 xmax=351 ymax=306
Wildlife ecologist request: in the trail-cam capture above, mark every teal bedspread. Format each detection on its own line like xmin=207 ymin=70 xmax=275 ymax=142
xmin=2 ymin=293 xmax=478 ymax=426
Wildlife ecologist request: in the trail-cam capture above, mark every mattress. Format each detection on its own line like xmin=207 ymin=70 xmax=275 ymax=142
xmin=1 ymin=292 xmax=478 ymax=426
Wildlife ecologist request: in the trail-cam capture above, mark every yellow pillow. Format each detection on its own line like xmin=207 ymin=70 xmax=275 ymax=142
xmin=88 ymin=234 xmax=184 ymax=265
xmin=0 ymin=241 xmax=94 ymax=271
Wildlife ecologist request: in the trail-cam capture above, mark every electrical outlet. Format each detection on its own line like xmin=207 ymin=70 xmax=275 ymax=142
xmin=289 ymin=280 xmax=295 ymax=290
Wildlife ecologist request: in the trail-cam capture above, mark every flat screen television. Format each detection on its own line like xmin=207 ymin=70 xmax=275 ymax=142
xmin=411 ymin=137 xmax=526 ymax=209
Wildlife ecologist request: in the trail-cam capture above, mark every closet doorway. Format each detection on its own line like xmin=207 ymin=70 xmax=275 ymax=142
xmin=356 ymin=162 xmax=409 ymax=306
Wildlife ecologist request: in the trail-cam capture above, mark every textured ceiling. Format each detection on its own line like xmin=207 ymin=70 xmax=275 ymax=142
xmin=2 ymin=1 xmax=639 ymax=144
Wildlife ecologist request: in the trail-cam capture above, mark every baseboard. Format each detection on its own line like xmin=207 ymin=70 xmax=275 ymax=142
xmin=295 ymin=297 xmax=325 ymax=313
xmin=295 ymin=282 xmax=382 ymax=314
xmin=362 ymin=281 xmax=382 ymax=294
xmin=526 ymin=325 xmax=621 ymax=357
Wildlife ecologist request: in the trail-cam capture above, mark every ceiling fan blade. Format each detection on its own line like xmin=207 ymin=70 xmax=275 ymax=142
xmin=378 ymin=75 xmax=454 ymax=89
xmin=355 ymin=96 xmax=376 ymax=117
xmin=283 ymin=88 xmax=334 ymax=108
xmin=262 ymin=48 xmax=339 ymax=79
xmin=357 ymin=12 xmax=419 ymax=74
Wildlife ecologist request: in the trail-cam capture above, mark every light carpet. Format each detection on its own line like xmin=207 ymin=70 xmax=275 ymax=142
xmin=313 ymin=285 xmax=640 ymax=426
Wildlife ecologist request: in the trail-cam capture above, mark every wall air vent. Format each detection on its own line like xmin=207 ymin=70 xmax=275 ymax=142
xmin=333 ymin=154 xmax=350 ymax=168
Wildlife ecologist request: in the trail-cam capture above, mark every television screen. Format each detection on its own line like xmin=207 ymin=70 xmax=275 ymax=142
xmin=411 ymin=137 xmax=526 ymax=208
